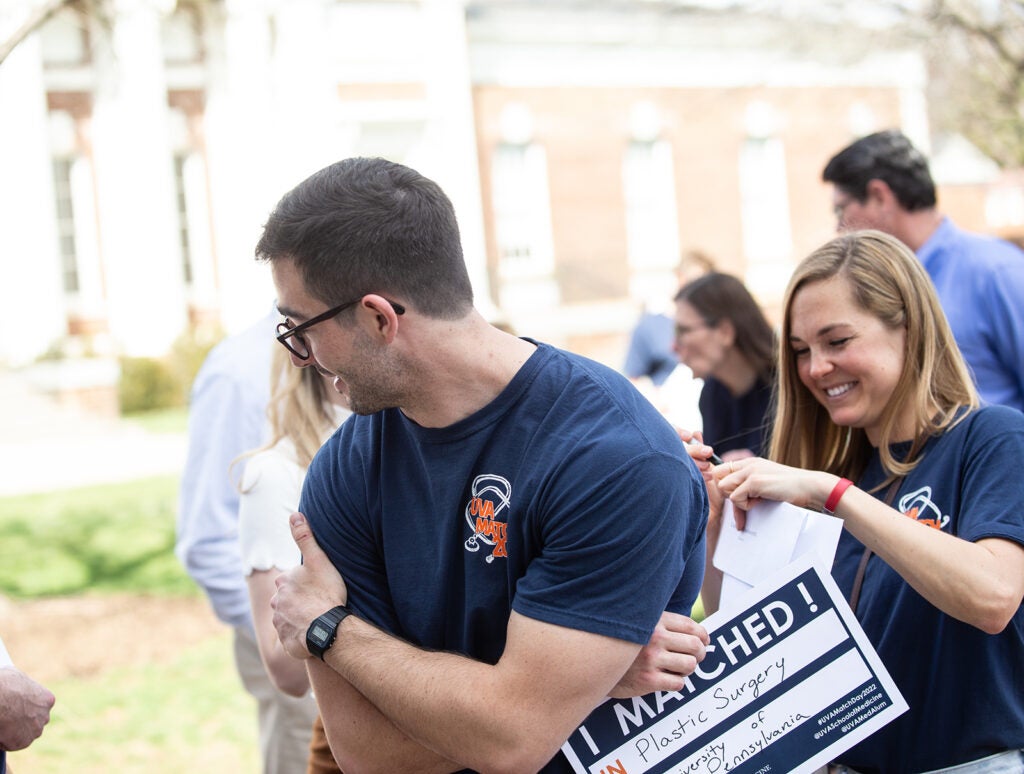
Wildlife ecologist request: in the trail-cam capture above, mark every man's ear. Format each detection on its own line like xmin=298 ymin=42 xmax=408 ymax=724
xmin=865 ymin=178 xmax=896 ymax=208
xmin=359 ymin=294 xmax=402 ymax=344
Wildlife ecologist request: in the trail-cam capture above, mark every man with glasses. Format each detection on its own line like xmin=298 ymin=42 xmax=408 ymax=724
xmin=822 ymin=129 xmax=1024 ymax=412
xmin=260 ymin=157 xmax=710 ymax=773
xmin=276 ymin=298 xmax=405 ymax=361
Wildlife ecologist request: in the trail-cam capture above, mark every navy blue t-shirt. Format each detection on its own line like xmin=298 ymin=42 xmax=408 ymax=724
xmin=698 ymin=374 xmax=774 ymax=456
xmin=301 ymin=342 xmax=708 ymax=773
xmin=832 ymin=406 xmax=1024 ymax=773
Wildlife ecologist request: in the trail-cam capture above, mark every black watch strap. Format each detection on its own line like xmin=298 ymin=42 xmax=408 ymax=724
xmin=306 ymin=605 xmax=351 ymax=661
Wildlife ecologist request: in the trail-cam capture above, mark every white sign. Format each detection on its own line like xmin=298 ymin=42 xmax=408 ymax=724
xmin=561 ymin=554 xmax=907 ymax=774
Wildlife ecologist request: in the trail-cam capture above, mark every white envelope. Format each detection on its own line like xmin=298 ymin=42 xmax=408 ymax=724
xmin=713 ymin=499 xmax=844 ymax=611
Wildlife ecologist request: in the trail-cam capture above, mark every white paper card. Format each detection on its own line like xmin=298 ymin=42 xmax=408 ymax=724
xmin=714 ymin=500 xmax=844 ymax=612
xmin=561 ymin=554 xmax=908 ymax=774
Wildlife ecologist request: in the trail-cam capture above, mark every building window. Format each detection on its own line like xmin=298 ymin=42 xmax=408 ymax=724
xmin=491 ymin=142 xmax=554 ymax=280
xmin=52 ymin=158 xmax=80 ymax=294
xmin=172 ymin=154 xmax=194 ymax=285
xmin=350 ymin=121 xmax=425 ymax=163
xmin=738 ymin=136 xmax=793 ymax=267
xmin=167 ymin=101 xmax=215 ymax=303
xmin=162 ymin=3 xmax=205 ymax=65
xmin=739 ymin=101 xmax=792 ymax=272
xmin=48 ymin=104 xmax=101 ymax=319
xmin=39 ymin=10 xmax=90 ymax=68
xmin=623 ymin=139 xmax=681 ymax=274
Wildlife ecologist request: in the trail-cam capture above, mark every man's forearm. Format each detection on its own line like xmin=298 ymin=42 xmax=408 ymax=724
xmin=322 ymin=617 xmax=561 ymax=773
xmin=321 ymin=612 xmax=635 ymax=774
xmin=271 ymin=512 xmax=640 ymax=773
xmin=308 ymin=661 xmax=461 ymax=774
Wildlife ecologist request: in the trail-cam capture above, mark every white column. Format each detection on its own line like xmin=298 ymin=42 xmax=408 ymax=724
xmin=202 ymin=0 xmax=279 ymax=333
xmin=413 ymin=0 xmax=495 ymax=317
xmin=0 ymin=16 xmax=66 ymax=365
xmin=269 ymin=0 xmax=337 ymax=186
xmin=91 ymin=0 xmax=187 ymax=356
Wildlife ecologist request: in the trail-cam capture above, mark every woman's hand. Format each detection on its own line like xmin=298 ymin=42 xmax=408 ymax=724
xmin=713 ymin=458 xmax=838 ymax=527
xmin=677 ymin=428 xmax=725 ymax=532
xmin=676 ymin=427 xmax=716 ymax=474
xmin=677 ymin=428 xmax=730 ymax=615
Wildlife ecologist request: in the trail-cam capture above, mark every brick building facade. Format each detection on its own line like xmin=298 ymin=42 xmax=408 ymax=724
xmin=1 ymin=0 xmax=1015 ymax=379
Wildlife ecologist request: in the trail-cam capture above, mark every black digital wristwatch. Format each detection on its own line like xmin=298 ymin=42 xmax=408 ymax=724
xmin=306 ymin=605 xmax=351 ymax=661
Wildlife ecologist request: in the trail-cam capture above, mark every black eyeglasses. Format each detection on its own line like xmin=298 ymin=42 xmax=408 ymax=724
xmin=674 ymin=321 xmax=711 ymax=339
xmin=276 ymin=297 xmax=406 ymax=360
xmin=833 ymin=197 xmax=856 ymax=223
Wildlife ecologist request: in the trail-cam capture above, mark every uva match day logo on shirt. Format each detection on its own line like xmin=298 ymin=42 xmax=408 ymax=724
xmin=464 ymin=473 xmax=511 ymax=563
xmin=897 ymin=486 xmax=950 ymax=531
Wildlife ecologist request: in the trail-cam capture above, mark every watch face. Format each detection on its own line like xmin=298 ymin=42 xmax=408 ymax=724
xmin=307 ymin=606 xmax=349 ymax=659
xmin=310 ymin=622 xmax=331 ymax=647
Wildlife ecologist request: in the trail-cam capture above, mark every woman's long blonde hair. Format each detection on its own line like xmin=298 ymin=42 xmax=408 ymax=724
xmin=768 ymin=230 xmax=978 ymax=484
xmin=262 ymin=345 xmax=338 ymax=469
xmin=233 ymin=346 xmax=339 ymax=484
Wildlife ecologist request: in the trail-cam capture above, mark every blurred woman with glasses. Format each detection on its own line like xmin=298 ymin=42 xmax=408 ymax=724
xmin=673 ymin=272 xmax=776 ymax=460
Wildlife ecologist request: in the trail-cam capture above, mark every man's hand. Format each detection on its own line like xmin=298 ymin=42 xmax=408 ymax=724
xmin=609 ymin=612 xmax=709 ymax=698
xmin=0 ymin=667 xmax=55 ymax=751
xmin=271 ymin=512 xmax=349 ymax=659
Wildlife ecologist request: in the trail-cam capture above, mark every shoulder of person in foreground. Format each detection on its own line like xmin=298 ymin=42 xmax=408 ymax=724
xmin=516 ymin=345 xmax=709 ymax=615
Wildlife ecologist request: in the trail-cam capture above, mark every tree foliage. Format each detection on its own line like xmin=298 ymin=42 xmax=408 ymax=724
xmin=0 ymin=0 xmax=77 ymax=66
xmin=913 ymin=0 xmax=1024 ymax=167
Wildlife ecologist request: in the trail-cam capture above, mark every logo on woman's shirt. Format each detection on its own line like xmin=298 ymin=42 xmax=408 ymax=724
xmin=898 ymin=486 xmax=950 ymax=531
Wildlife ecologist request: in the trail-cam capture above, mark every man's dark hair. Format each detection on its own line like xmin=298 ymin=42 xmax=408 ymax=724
xmin=256 ymin=157 xmax=474 ymax=319
xmin=822 ymin=129 xmax=937 ymax=212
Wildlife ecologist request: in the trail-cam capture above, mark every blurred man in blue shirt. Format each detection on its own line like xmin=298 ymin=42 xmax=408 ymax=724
xmin=823 ymin=129 xmax=1024 ymax=412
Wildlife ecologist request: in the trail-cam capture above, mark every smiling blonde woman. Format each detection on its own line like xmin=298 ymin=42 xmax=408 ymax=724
xmin=693 ymin=230 xmax=1024 ymax=773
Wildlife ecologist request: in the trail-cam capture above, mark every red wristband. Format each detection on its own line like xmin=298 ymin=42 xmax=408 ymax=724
xmin=823 ymin=477 xmax=854 ymax=515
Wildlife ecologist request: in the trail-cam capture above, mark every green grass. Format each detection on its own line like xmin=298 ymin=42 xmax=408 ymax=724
xmin=692 ymin=595 xmax=705 ymax=623
xmin=0 ymin=475 xmax=261 ymax=772
xmin=122 ymin=406 xmax=189 ymax=434
xmin=7 ymin=630 xmax=259 ymax=773
xmin=0 ymin=474 xmax=195 ymax=598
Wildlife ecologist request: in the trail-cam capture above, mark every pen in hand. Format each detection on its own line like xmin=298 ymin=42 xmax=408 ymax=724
xmin=685 ymin=437 xmax=724 ymax=466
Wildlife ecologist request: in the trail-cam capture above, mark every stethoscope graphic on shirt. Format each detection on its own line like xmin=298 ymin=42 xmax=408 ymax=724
xmin=464 ymin=473 xmax=512 ymax=563
xmin=898 ymin=486 xmax=951 ymax=531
